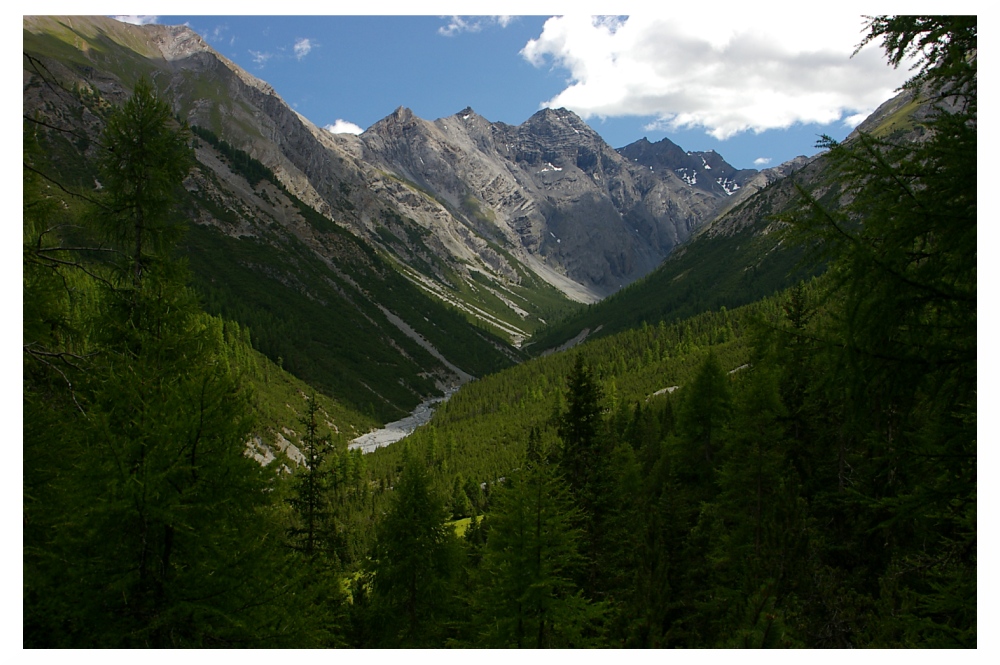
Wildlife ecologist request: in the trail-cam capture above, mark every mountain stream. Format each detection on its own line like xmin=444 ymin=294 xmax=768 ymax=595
xmin=348 ymin=305 xmax=471 ymax=453
xmin=348 ymin=386 xmax=459 ymax=453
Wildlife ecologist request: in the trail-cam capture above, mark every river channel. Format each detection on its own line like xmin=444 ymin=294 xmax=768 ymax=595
xmin=348 ymin=387 xmax=459 ymax=454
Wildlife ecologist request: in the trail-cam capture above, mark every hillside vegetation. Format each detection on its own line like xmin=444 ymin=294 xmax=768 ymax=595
xmin=23 ymin=62 xmax=518 ymax=423
xmin=23 ymin=16 xmax=975 ymax=648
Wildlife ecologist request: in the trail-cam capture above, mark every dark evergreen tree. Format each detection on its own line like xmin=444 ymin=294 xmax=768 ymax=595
xmin=472 ymin=429 xmax=603 ymax=647
xmin=597 ymin=438 xmax=647 ymax=644
xmin=363 ymin=452 xmax=462 ymax=647
xmin=696 ymin=367 xmax=809 ymax=647
xmin=557 ymin=354 xmax=606 ymax=489
xmin=23 ymin=81 xmax=303 ymax=647
xmin=556 ymin=355 xmax=612 ymax=595
xmin=676 ymin=350 xmax=732 ymax=476
xmin=287 ymin=394 xmax=335 ymax=559
xmin=785 ymin=15 xmax=976 ymax=646
xmin=94 ymin=78 xmax=192 ymax=290
xmin=449 ymin=473 xmax=473 ymax=519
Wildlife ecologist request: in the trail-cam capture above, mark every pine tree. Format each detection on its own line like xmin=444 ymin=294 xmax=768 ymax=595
xmin=449 ymin=473 xmax=473 ymax=519
xmin=676 ymin=350 xmax=732 ymax=474
xmin=284 ymin=394 xmax=350 ymax=647
xmin=95 ymin=78 xmax=192 ymax=290
xmin=557 ymin=355 xmax=606 ymax=490
xmin=287 ymin=395 xmax=335 ymax=559
xmin=365 ymin=453 xmax=461 ymax=647
xmin=697 ymin=367 xmax=810 ymax=646
xmin=556 ymin=355 xmax=612 ymax=594
xmin=472 ymin=429 xmax=603 ymax=647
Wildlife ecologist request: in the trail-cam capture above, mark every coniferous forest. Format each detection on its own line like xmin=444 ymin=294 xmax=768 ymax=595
xmin=23 ymin=16 xmax=975 ymax=647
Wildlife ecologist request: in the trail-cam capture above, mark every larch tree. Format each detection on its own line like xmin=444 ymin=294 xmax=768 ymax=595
xmin=287 ymin=394 xmax=335 ymax=560
xmin=555 ymin=355 xmax=609 ymax=586
xmin=95 ymin=78 xmax=192 ymax=291
xmin=472 ymin=429 xmax=603 ymax=647
xmin=24 ymin=79 xmax=299 ymax=647
xmin=786 ymin=16 xmax=976 ymax=646
xmin=365 ymin=452 xmax=462 ymax=646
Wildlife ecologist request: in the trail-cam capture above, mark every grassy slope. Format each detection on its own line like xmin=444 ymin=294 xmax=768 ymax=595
xmin=361 ymin=293 xmax=772 ymax=490
xmin=527 ymin=171 xmax=829 ymax=353
xmin=230 ymin=322 xmax=380 ymax=451
xmin=179 ymin=137 xmax=517 ymax=422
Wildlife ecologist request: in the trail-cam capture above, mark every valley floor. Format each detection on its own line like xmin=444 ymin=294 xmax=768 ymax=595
xmin=349 ymin=387 xmax=459 ymax=453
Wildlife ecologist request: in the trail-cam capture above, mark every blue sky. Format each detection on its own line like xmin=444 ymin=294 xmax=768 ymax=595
xmin=117 ymin=10 xmax=919 ymax=170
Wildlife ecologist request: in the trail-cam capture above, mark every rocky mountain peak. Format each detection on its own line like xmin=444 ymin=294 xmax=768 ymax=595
xmin=386 ymin=106 xmax=416 ymax=124
xmin=394 ymin=105 xmax=413 ymax=117
xmin=150 ymin=23 xmax=211 ymax=61
xmin=130 ymin=20 xmax=277 ymax=99
xmin=363 ymin=106 xmax=423 ymax=142
xmin=619 ymin=136 xmax=687 ymax=167
xmin=620 ymin=136 xmax=758 ymax=198
xmin=443 ymin=107 xmax=491 ymax=133
xmin=525 ymin=107 xmax=591 ymax=133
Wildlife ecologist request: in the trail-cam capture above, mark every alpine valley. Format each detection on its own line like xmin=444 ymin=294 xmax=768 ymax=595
xmin=23 ymin=15 xmax=802 ymax=405
xmin=23 ymin=15 xmax=976 ymax=648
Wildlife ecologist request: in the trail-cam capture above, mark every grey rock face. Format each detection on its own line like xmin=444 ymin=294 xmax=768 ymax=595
xmin=618 ymin=137 xmax=757 ymax=198
xmin=360 ymin=106 xmax=754 ymax=299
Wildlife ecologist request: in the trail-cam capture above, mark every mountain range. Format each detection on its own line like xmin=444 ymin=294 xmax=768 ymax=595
xmin=24 ymin=15 xmax=835 ymax=424
xmin=24 ymin=14 xmax=977 ymax=648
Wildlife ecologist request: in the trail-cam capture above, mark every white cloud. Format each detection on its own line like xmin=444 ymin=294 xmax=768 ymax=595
xmin=842 ymin=112 xmax=869 ymax=128
xmin=294 ymin=38 xmax=314 ymax=60
xmin=439 ymin=16 xmax=479 ymax=36
xmin=754 ymin=157 xmax=772 ymax=166
xmin=203 ymin=24 xmax=230 ymax=45
xmin=325 ymin=120 xmax=365 ymax=135
xmin=111 ymin=16 xmax=158 ymax=25
xmin=249 ymin=50 xmax=272 ymax=67
xmin=439 ymin=15 xmax=516 ymax=37
xmin=521 ymin=13 xmax=917 ymax=140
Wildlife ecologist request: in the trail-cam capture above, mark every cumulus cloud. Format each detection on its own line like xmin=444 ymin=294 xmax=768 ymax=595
xmin=754 ymin=157 xmax=772 ymax=166
xmin=294 ymin=38 xmax=314 ymax=60
xmin=439 ymin=16 xmax=515 ymax=37
xmin=111 ymin=16 xmax=158 ymax=25
xmin=325 ymin=120 xmax=365 ymax=135
xmin=521 ymin=13 xmax=916 ymax=140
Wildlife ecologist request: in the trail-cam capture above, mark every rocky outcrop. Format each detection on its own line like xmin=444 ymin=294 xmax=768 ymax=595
xmin=360 ymin=105 xmax=756 ymax=299
xmin=619 ymin=137 xmax=757 ymax=198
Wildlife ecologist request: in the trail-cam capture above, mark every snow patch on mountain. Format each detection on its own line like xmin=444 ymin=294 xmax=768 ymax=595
xmin=676 ymin=168 xmax=697 ymax=186
xmin=716 ymin=177 xmax=740 ymax=195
